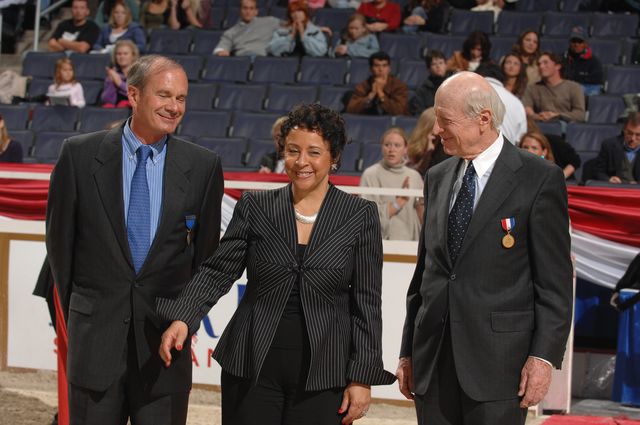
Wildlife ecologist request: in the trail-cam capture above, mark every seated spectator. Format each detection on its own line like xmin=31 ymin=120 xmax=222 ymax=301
xmin=447 ymin=30 xmax=493 ymax=73
xmin=520 ymin=131 xmax=555 ymax=162
xmin=214 ymin=0 xmax=280 ymax=57
xmin=95 ymin=0 xmax=140 ymax=27
xmin=562 ymin=26 xmax=604 ymax=96
xmin=333 ymin=13 xmax=379 ymax=59
xmin=594 ymin=112 xmax=640 ymax=184
xmin=140 ymin=0 xmax=170 ymax=30
xmin=259 ymin=116 xmax=288 ymax=173
xmin=328 ymin=0 xmax=360 ymax=8
xmin=346 ymin=51 xmax=409 ymax=116
xmin=357 ymin=0 xmax=402 ymax=33
xmin=471 ymin=0 xmax=503 ymax=22
xmin=101 ymin=39 xmax=139 ymax=108
xmin=501 ymin=53 xmax=527 ymax=98
xmin=512 ymin=29 xmax=541 ymax=84
xmin=523 ymin=52 xmax=586 ymax=124
xmin=48 ymin=0 xmax=100 ymax=54
xmin=46 ymin=58 xmax=86 ymax=108
xmin=267 ymin=1 xmax=328 ymax=57
xmin=361 ymin=127 xmax=424 ymax=240
xmin=402 ymin=0 xmax=449 ymax=34
xmin=168 ymin=0 xmax=203 ymax=29
xmin=93 ymin=1 xmax=146 ymax=54
xmin=409 ymin=49 xmax=450 ymax=115
xmin=0 ymin=113 xmax=23 ymax=163
xmin=406 ymin=107 xmax=449 ymax=175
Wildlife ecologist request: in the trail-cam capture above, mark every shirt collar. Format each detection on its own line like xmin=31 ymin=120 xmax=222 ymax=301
xmin=623 ymin=141 xmax=640 ymax=153
xmin=468 ymin=132 xmax=504 ymax=178
xmin=123 ymin=119 xmax=167 ymax=163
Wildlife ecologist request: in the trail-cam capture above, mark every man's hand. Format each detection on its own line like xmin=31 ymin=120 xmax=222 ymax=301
xmin=215 ymin=49 xmax=230 ymax=56
xmin=538 ymin=111 xmax=559 ymax=121
xmin=609 ymin=176 xmax=622 ymax=184
xmin=404 ymin=15 xmax=425 ymax=26
xmin=339 ymin=382 xmax=371 ymax=424
xmin=159 ymin=320 xmax=188 ymax=367
xmin=518 ymin=356 xmax=552 ymax=408
xmin=396 ymin=356 xmax=414 ymax=400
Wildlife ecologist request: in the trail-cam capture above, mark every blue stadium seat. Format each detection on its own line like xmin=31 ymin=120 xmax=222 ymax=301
xmin=201 ymin=55 xmax=251 ymax=83
xmin=496 ymin=11 xmax=542 ymax=36
xmin=187 ymin=82 xmax=217 ymax=110
xmin=423 ymin=33 xmax=466 ymax=59
xmin=313 ymin=8 xmax=354 ymax=34
xmin=224 ymin=7 xmax=240 ymax=28
xmin=298 ymin=57 xmax=348 ymax=85
xmin=27 ymin=78 xmax=52 ymax=98
xmin=265 ymin=84 xmax=317 ymax=113
xmin=542 ymin=12 xmax=590 ymax=37
xmin=361 ymin=142 xmax=382 ymax=169
xmin=245 ymin=139 xmax=276 ymax=170
xmin=0 ymin=104 xmax=30 ymax=130
xmin=536 ymin=121 xmax=563 ymax=136
xmin=178 ymin=110 xmax=231 ymax=138
xmin=31 ymin=105 xmax=79 ymax=132
xmin=343 ymin=114 xmax=393 ymax=144
xmin=268 ymin=6 xmax=287 ymax=20
xmin=336 ymin=141 xmax=362 ymax=174
xmin=33 ymin=131 xmax=78 ymax=163
xmin=489 ymin=36 xmax=517 ymax=63
xmin=591 ymin=12 xmax=639 ymax=38
xmin=449 ymin=9 xmax=494 ymax=36
xmin=575 ymin=151 xmax=598 ymax=183
xmin=230 ymin=111 xmax=280 ymax=139
xmin=396 ymin=60 xmax=427 ymax=89
xmin=192 ymin=30 xmax=224 ymax=54
xmin=587 ymin=95 xmax=626 ymax=124
xmin=378 ymin=33 xmax=424 ymax=60
xmin=209 ymin=6 xmax=226 ymax=29
xmin=70 ymin=53 xmax=111 ymax=80
xmin=517 ymin=0 xmax=558 ymax=12
xmin=565 ymin=122 xmax=621 ymax=151
xmin=317 ymin=86 xmax=351 ymax=112
xmin=11 ymin=130 xmax=35 ymax=157
xmin=167 ymin=54 xmax=204 ymax=81
xmin=215 ymin=83 xmax=266 ymax=111
xmin=605 ymin=65 xmax=640 ymax=95
xmin=148 ymin=29 xmax=192 ymax=54
xmin=589 ymin=39 xmax=623 ymax=66
xmin=394 ymin=116 xmax=418 ymax=135
xmin=22 ymin=52 xmax=65 ymax=78
xmin=251 ymin=56 xmax=299 ymax=84
xmin=559 ymin=0 xmax=582 ymax=11
xmin=80 ymin=80 xmax=103 ymax=106
xmin=539 ymin=36 xmax=567 ymax=55
xmin=195 ymin=137 xmax=247 ymax=170
xmin=78 ymin=107 xmax=130 ymax=132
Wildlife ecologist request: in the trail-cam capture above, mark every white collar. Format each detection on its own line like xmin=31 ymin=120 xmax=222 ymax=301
xmin=468 ymin=132 xmax=504 ymax=178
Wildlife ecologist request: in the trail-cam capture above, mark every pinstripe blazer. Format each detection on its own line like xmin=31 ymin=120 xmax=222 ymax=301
xmin=158 ymin=184 xmax=396 ymax=391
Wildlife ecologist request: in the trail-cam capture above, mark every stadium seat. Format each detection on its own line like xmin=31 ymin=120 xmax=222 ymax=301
xmin=33 ymin=131 xmax=78 ymax=163
xmin=245 ymin=138 xmax=276 ymax=170
xmin=215 ymin=83 xmax=267 ymax=111
xmin=343 ymin=114 xmax=393 ymax=144
xmin=378 ymin=33 xmax=424 ymax=60
xmin=230 ymin=111 xmax=281 ymax=139
xmin=565 ymin=122 xmax=621 ymax=151
xmin=187 ymin=82 xmax=217 ymax=110
xmin=536 ymin=121 xmax=563 ymax=136
xmin=178 ymin=110 xmax=231 ymax=138
xmin=489 ymin=36 xmax=517 ymax=63
xmin=539 ymin=36 xmax=567 ymax=55
xmin=396 ymin=60 xmax=427 ymax=89
xmin=423 ymin=33 xmax=466 ymax=59
xmin=542 ymin=12 xmax=590 ymax=37
xmin=336 ymin=141 xmax=362 ymax=174
xmin=496 ymin=11 xmax=542 ymax=36
xmin=516 ymin=0 xmax=558 ymax=12
xmin=265 ymin=84 xmax=317 ymax=113
xmin=313 ymin=8 xmax=354 ymax=34
xmin=27 ymin=78 xmax=52 ymax=98
xmin=0 ymin=104 xmax=30 ymax=130
xmin=576 ymin=151 xmax=598 ymax=183
xmin=298 ymin=57 xmax=348 ymax=85
xmin=31 ymin=105 xmax=79 ymax=132
xmin=361 ymin=142 xmax=382 ymax=169
xmin=167 ymin=54 xmax=204 ymax=81
xmin=559 ymin=0 xmax=582 ymax=11
xmin=224 ymin=7 xmax=240 ymax=29
xmin=394 ymin=116 xmax=418 ymax=135
xmin=192 ymin=30 xmax=224 ymax=55
xmin=589 ymin=39 xmax=623 ymax=66
xmin=251 ymin=56 xmax=299 ymax=84
xmin=201 ymin=55 xmax=251 ymax=83
xmin=80 ymin=80 xmax=104 ymax=106
xmin=148 ymin=29 xmax=192 ymax=54
xmin=11 ymin=130 xmax=35 ymax=157
xmin=70 ymin=53 xmax=111 ymax=80
xmin=22 ymin=52 xmax=65 ymax=78
xmin=78 ymin=107 xmax=130 ymax=132
xmin=591 ymin=12 xmax=639 ymax=38
xmin=268 ymin=6 xmax=287 ymax=20
xmin=587 ymin=95 xmax=626 ymax=124
xmin=317 ymin=86 xmax=351 ymax=112
xmin=195 ymin=137 xmax=248 ymax=170
xmin=605 ymin=65 xmax=640 ymax=95
xmin=449 ymin=9 xmax=494 ymax=36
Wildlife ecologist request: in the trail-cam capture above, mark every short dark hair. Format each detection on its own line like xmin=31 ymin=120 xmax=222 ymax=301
xmin=369 ymin=51 xmax=391 ymax=68
xmin=279 ymin=103 xmax=348 ymax=170
xmin=625 ymin=111 xmax=640 ymax=127
xmin=426 ymin=50 xmax=446 ymax=67
xmin=462 ymin=30 xmax=491 ymax=62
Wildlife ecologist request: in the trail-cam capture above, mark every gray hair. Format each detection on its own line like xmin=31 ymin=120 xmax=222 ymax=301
xmin=127 ymin=55 xmax=184 ymax=92
xmin=463 ymin=82 xmax=505 ymax=129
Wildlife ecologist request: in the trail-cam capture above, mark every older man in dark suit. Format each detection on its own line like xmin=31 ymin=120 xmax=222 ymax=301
xmin=46 ymin=55 xmax=224 ymax=424
xmin=396 ymin=71 xmax=573 ymax=424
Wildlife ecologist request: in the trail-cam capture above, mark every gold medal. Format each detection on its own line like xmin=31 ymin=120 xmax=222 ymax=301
xmin=502 ymin=233 xmax=515 ymax=249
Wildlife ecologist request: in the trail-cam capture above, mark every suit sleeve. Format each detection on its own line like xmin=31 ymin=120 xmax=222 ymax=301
xmin=45 ymin=140 xmax=78 ymax=317
xmin=157 ymin=192 xmax=251 ymax=334
xmin=193 ymin=155 xmax=224 ymax=269
xmin=528 ymin=165 xmax=573 ymax=368
xmin=346 ymin=202 xmax=396 ymax=385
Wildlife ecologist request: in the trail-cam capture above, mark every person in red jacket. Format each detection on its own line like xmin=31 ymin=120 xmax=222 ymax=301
xmin=357 ymin=0 xmax=401 ymax=32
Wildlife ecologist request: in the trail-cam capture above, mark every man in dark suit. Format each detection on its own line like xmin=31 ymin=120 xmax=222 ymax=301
xmin=46 ymin=55 xmax=224 ymax=424
xmin=594 ymin=112 xmax=640 ymax=184
xmin=396 ymin=72 xmax=573 ymax=424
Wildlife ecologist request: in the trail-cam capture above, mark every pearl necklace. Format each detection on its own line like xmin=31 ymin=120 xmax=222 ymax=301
xmin=294 ymin=209 xmax=318 ymax=224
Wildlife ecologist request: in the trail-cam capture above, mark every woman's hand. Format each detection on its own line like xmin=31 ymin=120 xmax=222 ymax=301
xmin=159 ymin=320 xmax=188 ymax=367
xmin=339 ymin=382 xmax=371 ymax=424
xmin=106 ymin=67 xmax=121 ymax=87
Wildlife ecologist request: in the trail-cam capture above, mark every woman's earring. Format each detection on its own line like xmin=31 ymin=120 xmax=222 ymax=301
xmin=331 ymin=163 xmax=338 ymax=172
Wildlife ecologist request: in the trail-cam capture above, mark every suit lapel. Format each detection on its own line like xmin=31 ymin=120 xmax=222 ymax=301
xmin=92 ymin=126 xmax=132 ymax=269
xmin=305 ymin=185 xmax=340 ymax=258
xmin=271 ymin=185 xmax=298 ymax=260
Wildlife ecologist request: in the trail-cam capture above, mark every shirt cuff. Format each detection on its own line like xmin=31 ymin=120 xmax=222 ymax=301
xmin=530 ymin=356 xmax=553 ymax=368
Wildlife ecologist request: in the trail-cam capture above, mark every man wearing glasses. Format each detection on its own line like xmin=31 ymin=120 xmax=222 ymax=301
xmin=594 ymin=112 xmax=640 ymax=184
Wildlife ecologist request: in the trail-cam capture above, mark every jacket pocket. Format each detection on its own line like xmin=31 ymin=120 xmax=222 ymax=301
xmin=491 ymin=310 xmax=534 ymax=332
xmin=69 ymin=292 xmax=95 ymax=316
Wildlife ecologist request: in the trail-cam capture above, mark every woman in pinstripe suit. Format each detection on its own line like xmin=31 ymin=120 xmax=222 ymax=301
xmin=158 ymin=103 xmax=395 ymax=425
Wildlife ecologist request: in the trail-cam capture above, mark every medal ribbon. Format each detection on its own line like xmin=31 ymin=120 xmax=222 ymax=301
xmin=501 ymin=217 xmax=515 ymax=232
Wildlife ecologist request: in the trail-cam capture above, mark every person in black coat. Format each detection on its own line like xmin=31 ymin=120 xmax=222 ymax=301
xmin=594 ymin=112 xmax=640 ymax=184
xmin=562 ymin=26 xmax=604 ymax=96
xmin=410 ymin=50 xmax=450 ymax=115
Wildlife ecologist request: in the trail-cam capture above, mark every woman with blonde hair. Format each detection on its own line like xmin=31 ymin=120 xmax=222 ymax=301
xmin=406 ymin=107 xmax=449 ymax=175
xmin=46 ymin=58 xmax=86 ymax=108
xmin=93 ymin=0 xmax=146 ymax=53
xmin=333 ymin=13 xmax=379 ymax=58
xmin=101 ymin=39 xmax=140 ymax=108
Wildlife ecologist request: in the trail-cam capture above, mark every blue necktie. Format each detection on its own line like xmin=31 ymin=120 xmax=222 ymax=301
xmin=128 ymin=145 xmax=152 ymax=274
xmin=448 ymin=161 xmax=476 ymax=264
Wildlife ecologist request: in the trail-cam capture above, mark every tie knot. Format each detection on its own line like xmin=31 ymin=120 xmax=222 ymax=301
xmin=465 ymin=161 xmax=475 ymax=176
xmin=137 ymin=145 xmax=152 ymax=163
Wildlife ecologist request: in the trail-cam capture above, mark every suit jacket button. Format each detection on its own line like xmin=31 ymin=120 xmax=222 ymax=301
xmin=450 ymin=274 xmax=456 ymax=281
xmin=124 ymin=318 xmax=130 ymax=324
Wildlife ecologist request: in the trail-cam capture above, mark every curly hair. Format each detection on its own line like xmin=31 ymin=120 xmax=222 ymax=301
xmin=279 ymin=103 xmax=348 ymax=170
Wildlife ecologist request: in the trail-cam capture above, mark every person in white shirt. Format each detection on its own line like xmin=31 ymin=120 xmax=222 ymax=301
xmin=47 ymin=58 xmax=86 ymax=108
